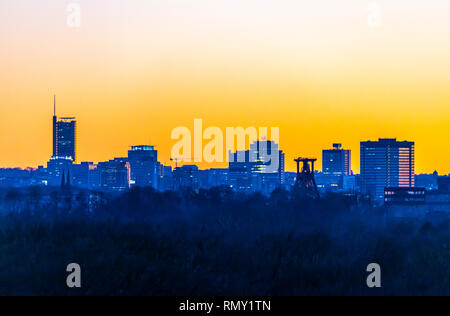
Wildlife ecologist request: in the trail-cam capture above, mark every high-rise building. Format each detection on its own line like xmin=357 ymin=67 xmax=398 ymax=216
xmin=228 ymin=150 xmax=254 ymax=192
xmin=361 ymin=138 xmax=415 ymax=201
xmin=52 ymin=96 xmax=76 ymax=162
xmin=323 ymin=143 xmax=351 ymax=176
xmin=97 ymin=159 xmax=130 ymax=192
xmin=127 ymin=145 xmax=159 ymax=189
xmin=320 ymin=143 xmax=352 ymax=191
xmin=173 ymin=165 xmax=199 ymax=191
xmin=249 ymin=140 xmax=285 ymax=184
xmin=228 ymin=140 xmax=285 ymax=194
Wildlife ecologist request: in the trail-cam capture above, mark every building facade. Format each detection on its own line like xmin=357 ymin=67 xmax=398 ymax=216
xmin=53 ymin=104 xmax=76 ymax=162
xmin=323 ymin=143 xmax=351 ymax=176
xmin=321 ymin=143 xmax=352 ymax=191
xmin=361 ymin=138 xmax=415 ymax=201
xmin=385 ymin=187 xmax=426 ymax=205
xmin=228 ymin=140 xmax=285 ymax=194
xmin=158 ymin=165 xmax=173 ymax=191
xmin=173 ymin=165 xmax=199 ymax=191
xmin=127 ymin=145 xmax=159 ymax=189
xmin=47 ymin=157 xmax=73 ymax=187
xmin=97 ymin=159 xmax=130 ymax=192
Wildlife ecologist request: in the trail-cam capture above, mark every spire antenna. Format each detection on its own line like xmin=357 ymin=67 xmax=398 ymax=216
xmin=53 ymin=95 xmax=56 ymax=117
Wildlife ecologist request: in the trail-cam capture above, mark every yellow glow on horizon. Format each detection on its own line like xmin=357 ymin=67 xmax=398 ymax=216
xmin=0 ymin=1 xmax=449 ymax=174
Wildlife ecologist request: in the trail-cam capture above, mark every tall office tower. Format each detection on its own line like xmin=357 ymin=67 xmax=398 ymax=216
xmin=323 ymin=143 xmax=351 ymax=176
xmin=361 ymin=138 xmax=415 ymax=201
xmin=127 ymin=145 xmax=159 ymax=189
xmin=52 ymin=96 xmax=76 ymax=161
xmin=320 ymin=143 xmax=352 ymax=191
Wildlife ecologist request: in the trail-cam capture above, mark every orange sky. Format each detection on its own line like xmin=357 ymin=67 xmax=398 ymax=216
xmin=0 ymin=1 xmax=449 ymax=174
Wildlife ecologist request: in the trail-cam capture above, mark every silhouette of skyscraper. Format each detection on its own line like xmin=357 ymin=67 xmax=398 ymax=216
xmin=127 ymin=145 xmax=159 ymax=189
xmin=52 ymin=96 xmax=76 ymax=162
xmin=321 ymin=143 xmax=352 ymax=191
xmin=323 ymin=143 xmax=351 ymax=176
xmin=361 ymin=138 xmax=415 ymax=201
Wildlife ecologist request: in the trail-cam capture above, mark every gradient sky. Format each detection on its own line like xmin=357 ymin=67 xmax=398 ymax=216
xmin=0 ymin=0 xmax=449 ymax=173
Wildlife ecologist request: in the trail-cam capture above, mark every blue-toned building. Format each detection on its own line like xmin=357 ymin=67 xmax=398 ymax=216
xmin=322 ymin=144 xmax=352 ymax=191
xmin=228 ymin=150 xmax=255 ymax=192
xmin=53 ymin=103 xmax=76 ymax=162
xmin=47 ymin=157 xmax=73 ymax=187
xmin=323 ymin=143 xmax=351 ymax=176
xmin=97 ymin=159 xmax=130 ymax=192
xmin=69 ymin=162 xmax=95 ymax=189
xmin=228 ymin=140 xmax=285 ymax=195
xmin=361 ymin=138 xmax=415 ymax=201
xmin=173 ymin=165 xmax=199 ymax=191
xmin=127 ymin=145 xmax=159 ymax=189
xmin=159 ymin=165 xmax=173 ymax=191
xmin=415 ymin=171 xmax=439 ymax=191
xmin=207 ymin=168 xmax=229 ymax=188
xmin=321 ymin=143 xmax=352 ymax=191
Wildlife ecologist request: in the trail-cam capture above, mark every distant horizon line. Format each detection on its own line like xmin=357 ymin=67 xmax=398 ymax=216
xmin=0 ymin=164 xmax=447 ymax=177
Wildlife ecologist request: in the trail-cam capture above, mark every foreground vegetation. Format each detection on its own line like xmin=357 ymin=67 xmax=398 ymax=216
xmin=0 ymin=186 xmax=449 ymax=295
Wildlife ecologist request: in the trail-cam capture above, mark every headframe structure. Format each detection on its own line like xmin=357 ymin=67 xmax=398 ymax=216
xmin=293 ymin=157 xmax=320 ymax=199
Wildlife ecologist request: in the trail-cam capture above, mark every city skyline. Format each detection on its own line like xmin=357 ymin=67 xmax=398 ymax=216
xmin=0 ymin=101 xmax=447 ymax=176
xmin=2 ymin=103 xmax=443 ymax=203
xmin=0 ymin=0 xmax=449 ymax=299
xmin=0 ymin=1 xmax=449 ymax=174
